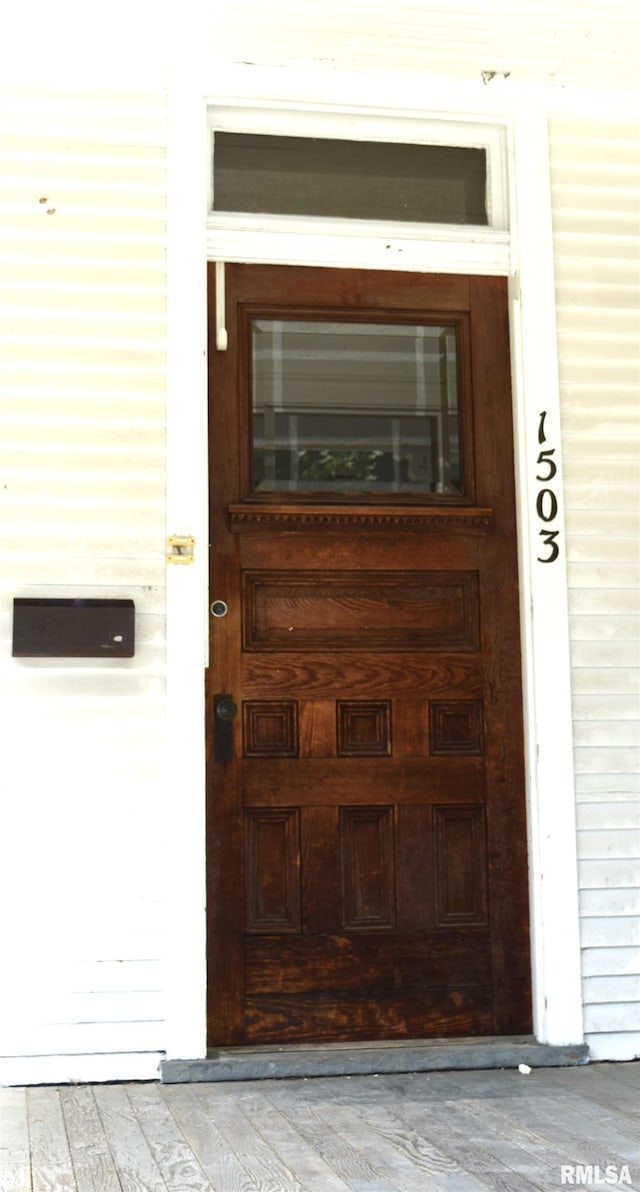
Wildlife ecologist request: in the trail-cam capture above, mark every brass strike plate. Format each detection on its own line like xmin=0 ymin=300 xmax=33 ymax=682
xmin=167 ymin=535 xmax=195 ymax=564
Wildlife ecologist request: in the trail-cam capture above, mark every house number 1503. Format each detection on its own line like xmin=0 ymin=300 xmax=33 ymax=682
xmin=536 ymin=410 xmax=560 ymax=563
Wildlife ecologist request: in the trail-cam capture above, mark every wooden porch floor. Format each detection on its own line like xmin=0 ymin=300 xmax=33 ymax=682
xmin=1 ymin=1062 xmax=638 ymax=1192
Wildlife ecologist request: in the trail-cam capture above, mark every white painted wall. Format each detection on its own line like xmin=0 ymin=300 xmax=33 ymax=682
xmin=0 ymin=86 xmax=169 ymax=1084
xmin=549 ymin=113 xmax=640 ymax=1062
xmin=0 ymin=1 xmax=639 ymax=1084
xmin=207 ymin=0 xmax=640 ymax=91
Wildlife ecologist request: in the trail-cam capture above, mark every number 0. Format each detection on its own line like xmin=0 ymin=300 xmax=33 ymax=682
xmin=536 ymin=488 xmax=558 ymax=523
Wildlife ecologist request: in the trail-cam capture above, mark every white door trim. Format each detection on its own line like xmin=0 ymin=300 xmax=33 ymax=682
xmin=508 ymin=106 xmax=583 ymax=1045
xmin=164 ymin=83 xmax=209 ymax=1062
xmin=163 ymin=87 xmax=583 ymax=1062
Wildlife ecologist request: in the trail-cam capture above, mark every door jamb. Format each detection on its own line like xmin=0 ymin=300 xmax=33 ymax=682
xmin=164 ymin=88 xmax=583 ymax=1062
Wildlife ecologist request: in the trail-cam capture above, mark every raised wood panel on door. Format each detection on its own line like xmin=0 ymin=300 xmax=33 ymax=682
xmin=242 ymin=570 xmax=480 ymax=651
xmin=207 ymin=264 xmax=531 ymax=1045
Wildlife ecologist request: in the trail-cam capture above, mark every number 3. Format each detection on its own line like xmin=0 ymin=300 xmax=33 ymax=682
xmin=538 ymin=529 xmax=560 ymax=563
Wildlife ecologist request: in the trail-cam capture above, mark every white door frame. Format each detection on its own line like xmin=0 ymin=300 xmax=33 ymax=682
xmin=164 ymin=81 xmax=584 ymax=1061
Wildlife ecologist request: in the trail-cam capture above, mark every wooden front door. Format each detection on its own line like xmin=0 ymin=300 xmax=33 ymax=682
xmin=206 ymin=264 xmax=531 ymax=1046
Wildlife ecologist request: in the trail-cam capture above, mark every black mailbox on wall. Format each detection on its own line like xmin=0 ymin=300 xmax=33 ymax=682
xmin=12 ymin=598 xmax=135 ymax=658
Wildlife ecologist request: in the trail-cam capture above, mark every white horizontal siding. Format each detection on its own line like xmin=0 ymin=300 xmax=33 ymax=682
xmin=550 ymin=114 xmax=640 ymax=1062
xmin=0 ymin=1054 xmax=160 ymax=1087
xmin=580 ymin=861 xmax=640 ymax=888
xmin=578 ymin=804 xmax=640 ymax=831
xmin=1 ymin=66 xmax=638 ymax=1085
xmin=209 ymin=1 xmax=640 ymax=90
xmin=586 ymin=1032 xmax=640 ymax=1062
xmin=6 ymin=1023 xmax=165 ymax=1060
xmin=0 ymin=85 xmax=168 ymax=1083
xmin=581 ymin=895 xmax=640 ymax=926
xmin=582 ymin=1003 xmax=640 ymax=1033
xmin=583 ymin=948 xmax=640 ymax=977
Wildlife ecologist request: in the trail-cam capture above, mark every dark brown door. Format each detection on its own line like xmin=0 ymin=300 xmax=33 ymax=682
xmin=207 ymin=264 xmax=531 ymax=1046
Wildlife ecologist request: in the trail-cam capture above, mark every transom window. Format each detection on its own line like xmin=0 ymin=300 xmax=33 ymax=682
xmin=214 ymin=133 xmax=488 ymax=226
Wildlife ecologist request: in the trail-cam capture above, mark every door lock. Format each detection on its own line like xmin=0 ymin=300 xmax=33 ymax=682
xmin=210 ymin=600 xmax=228 ymax=618
xmin=215 ymin=696 xmax=238 ymax=722
xmin=213 ymin=694 xmax=237 ymax=764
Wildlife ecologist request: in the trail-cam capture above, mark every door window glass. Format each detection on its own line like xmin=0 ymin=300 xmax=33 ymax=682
xmin=251 ymin=320 xmax=463 ymax=496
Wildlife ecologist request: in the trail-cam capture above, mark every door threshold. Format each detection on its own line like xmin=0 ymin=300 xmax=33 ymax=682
xmin=160 ymin=1036 xmax=589 ymax=1083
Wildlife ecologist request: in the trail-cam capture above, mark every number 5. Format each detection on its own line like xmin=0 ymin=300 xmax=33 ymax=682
xmin=536 ymin=448 xmax=557 ymax=482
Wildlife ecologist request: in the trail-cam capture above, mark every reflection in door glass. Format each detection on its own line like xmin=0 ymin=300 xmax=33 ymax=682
xmin=252 ymin=321 xmax=462 ymax=495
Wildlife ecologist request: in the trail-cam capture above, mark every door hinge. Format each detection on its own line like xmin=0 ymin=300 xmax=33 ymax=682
xmin=167 ymin=535 xmax=195 ymax=564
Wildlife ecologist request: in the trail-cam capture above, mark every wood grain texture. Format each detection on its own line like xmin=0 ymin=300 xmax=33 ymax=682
xmin=429 ymin=699 xmax=484 ymax=755
xmin=242 ymin=569 xmax=480 ymax=652
xmin=58 ymin=1087 xmax=121 ymax=1192
xmin=260 ymin=1082 xmax=402 ymax=1192
xmin=340 ymin=805 xmax=396 ymax=929
xmin=372 ymin=1073 xmax=564 ymax=1192
xmin=244 ymin=807 xmax=302 ymax=933
xmin=124 ymin=1085 xmax=212 ymax=1192
xmin=27 ymin=1089 xmax=77 ymax=1192
xmin=337 ymin=701 xmax=392 ymax=757
xmin=242 ymin=652 xmax=483 ymax=699
xmin=434 ymin=805 xmax=488 ymax=926
xmin=190 ymin=1087 xmax=302 ymax=1192
xmin=92 ymin=1086 xmax=168 ymax=1192
xmin=0 ymin=1089 xmax=31 ymax=1192
xmin=229 ymin=504 xmax=492 ymax=531
xmin=243 ymin=991 xmax=493 ymax=1043
xmin=243 ymin=701 xmax=299 ymax=757
xmin=207 ymin=264 xmax=530 ymax=1046
xmin=240 ymin=757 xmax=485 ymax=803
xmin=210 ymin=1086 xmax=354 ymax=1192
xmin=239 ymin=530 xmax=481 ymax=571
xmin=277 ymin=1075 xmax=492 ymax=1192
xmin=6 ymin=1065 xmax=640 ymax=1192
xmin=245 ymin=933 xmax=492 ymax=994
xmin=162 ymin=1085 xmax=253 ymax=1191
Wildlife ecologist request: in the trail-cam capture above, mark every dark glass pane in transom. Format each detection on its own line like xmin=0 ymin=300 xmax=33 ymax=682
xmin=215 ymin=133 xmax=487 ymax=225
xmin=251 ymin=320 xmax=463 ymax=496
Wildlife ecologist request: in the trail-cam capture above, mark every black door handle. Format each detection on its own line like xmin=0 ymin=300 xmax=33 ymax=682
xmin=214 ymin=694 xmax=238 ymax=763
